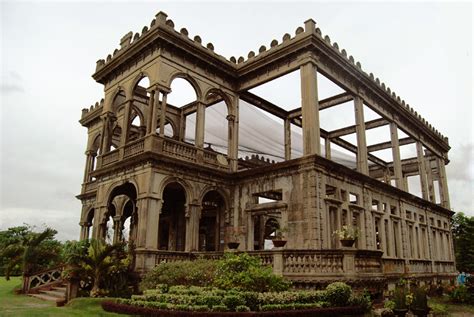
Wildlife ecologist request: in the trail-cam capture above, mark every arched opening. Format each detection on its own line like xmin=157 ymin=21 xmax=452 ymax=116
xmin=202 ymin=90 xmax=231 ymax=155
xmin=104 ymin=182 xmax=138 ymax=245
xmin=130 ymin=77 xmax=150 ymax=141
xmin=83 ymin=208 xmax=94 ymax=240
xmin=167 ymin=77 xmax=198 ymax=144
xmin=199 ymin=190 xmax=226 ymax=251
xmin=253 ymin=216 xmax=280 ymax=250
xmin=159 ymin=182 xmax=187 ymax=251
xmin=110 ymin=126 xmax=121 ymax=151
xmin=121 ymin=199 xmax=137 ymax=243
xmin=129 ymin=108 xmax=145 ymax=141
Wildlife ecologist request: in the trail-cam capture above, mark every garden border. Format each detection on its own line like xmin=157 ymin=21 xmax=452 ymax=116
xmin=102 ymin=301 xmax=365 ymax=316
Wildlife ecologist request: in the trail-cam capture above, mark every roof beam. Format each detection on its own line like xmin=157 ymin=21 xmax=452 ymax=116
xmin=368 ymin=137 xmax=415 ymax=152
xmin=329 ymin=118 xmax=388 ymax=138
xmin=288 ymin=92 xmax=353 ymax=119
xmin=240 ymin=91 xmax=288 ymax=119
xmin=329 ymin=136 xmax=388 ymax=167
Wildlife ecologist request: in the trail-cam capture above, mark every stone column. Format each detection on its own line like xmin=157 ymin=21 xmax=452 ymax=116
xmin=146 ymin=87 xmax=155 ymax=134
xmin=186 ymin=203 xmax=201 ymax=252
xmin=227 ymin=100 xmax=239 ymax=172
xmin=416 ymin=141 xmax=429 ymax=200
xmin=79 ymin=222 xmax=88 ymax=241
xmin=159 ymin=91 xmax=169 ymax=136
xmin=112 ymin=215 xmax=122 ymax=244
xmin=284 ymin=118 xmax=291 ymax=160
xmin=300 ymin=61 xmax=320 ymax=156
xmin=149 ymin=90 xmax=160 ymax=135
xmin=99 ymin=113 xmax=114 ymax=154
xmin=179 ymin=110 xmax=186 ymax=142
xmin=437 ymin=157 xmax=451 ymax=209
xmin=425 ymin=156 xmax=436 ymax=203
xmin=120 ymin=100 xmax=133 ymax=146
xmin=144 ymin=198 xmax=162 ymax=250
xmin=380 ymin=217 xmax=388 ymax=256
xmin=354 ymin=96 xmax=369 ymax=175
xmin=195 ymin=102 xmax=206 ymax=148
xmin=390 ymin=122 xmax=404 ymax=190
xmin=82 ymin=150 xmax=96 ymax=183
xmin=325 ymin=137 xmax=331 ymax=160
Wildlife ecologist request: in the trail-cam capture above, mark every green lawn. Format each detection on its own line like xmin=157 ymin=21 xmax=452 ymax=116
xmin=0 ymin=277 xmax=127 ymax=317
xmin=429 ymin=296 xmax=474 ymax=317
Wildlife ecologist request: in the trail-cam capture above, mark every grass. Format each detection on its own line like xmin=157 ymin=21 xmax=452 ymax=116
xmin=0 ymin=276 xmax=128 ymax=317
xmin=429 ymin=296 xmax=474 ymax=317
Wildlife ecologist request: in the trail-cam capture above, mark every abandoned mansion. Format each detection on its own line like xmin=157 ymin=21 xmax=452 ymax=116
xmin=77 ymin=12 xmax=456 ymax=288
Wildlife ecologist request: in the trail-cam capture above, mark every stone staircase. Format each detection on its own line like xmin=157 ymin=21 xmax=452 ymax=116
xmin=28 ymin=283 xmax=67 ymax=306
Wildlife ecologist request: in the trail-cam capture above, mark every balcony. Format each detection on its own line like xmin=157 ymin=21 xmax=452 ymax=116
xmin=97 ymin=135 xmax=229 ymax=172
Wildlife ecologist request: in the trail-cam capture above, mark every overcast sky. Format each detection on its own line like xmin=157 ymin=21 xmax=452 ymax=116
xmin=1 ymin=1 xmax=472 ymax=241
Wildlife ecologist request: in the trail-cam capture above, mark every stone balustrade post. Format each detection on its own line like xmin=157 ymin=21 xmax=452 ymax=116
xmin=342 ymin=249 xmax=357 ymax=276
xmin=272 ymin=249 xmax=284 ymax=276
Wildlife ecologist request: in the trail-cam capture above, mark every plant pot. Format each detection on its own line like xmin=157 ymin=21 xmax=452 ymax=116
xmin=340 ymin=239 xmax=356 ymax=247
xmin=272 ymin=239 xmax=287 ymax=248
xmin=227 ymin=242 xmax=240 ymax=249
xmin=411 ymin=307 xmax=430 ymax=317
xmin=393 ymin=308 xmax=408 ymax=317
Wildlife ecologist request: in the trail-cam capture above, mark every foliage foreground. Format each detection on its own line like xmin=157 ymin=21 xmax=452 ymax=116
xmin=0 ymin=277 xmax=126 ymax=317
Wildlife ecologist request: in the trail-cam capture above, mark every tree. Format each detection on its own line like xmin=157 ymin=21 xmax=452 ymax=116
xmin=452 ymin=212 xmax=474 ymax=272
xmin=64 ymin=239 xmax=126 ymax=297
xmin=0 ymin=226 xmax=61 ymax=280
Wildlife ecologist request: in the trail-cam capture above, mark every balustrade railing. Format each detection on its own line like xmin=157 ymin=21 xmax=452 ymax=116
xmin=83 ymin=180 xmax=97 ymax=192
xmin=407 ymin=259 xmax=432 ymax=274
xmin=154 ymin=251 xmax=192 ymax=265
xmin=283 ymin=250 xmax=344 ymax=275
xmin=101 ymin=150 xmax=120 ymax=166
xmin=124 ymin=139 xmax=145 ymax=158
xmin=355 ymin=251 xmax=383 ymax=273
xmin=162 ymin=138 xmax=197 ymax=162
xmin=434 ymin=260 xmax=456 ymax=273
xmin=22 ymin=265 xmax=64 ymax=293
xmin=382 ymin=258 xmax=406 ymax=275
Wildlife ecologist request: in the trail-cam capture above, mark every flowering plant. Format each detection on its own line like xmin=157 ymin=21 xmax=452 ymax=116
xmin=334 ymin=225 xmax=359 ymax=240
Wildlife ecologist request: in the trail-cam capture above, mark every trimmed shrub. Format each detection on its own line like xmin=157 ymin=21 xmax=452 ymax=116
xmin=236 ymin=305 xmax=251 ymax=312
xmin=140 ymin=258 xmax=217 ymax=289
xmin=211 ymin=304 xmax=228 ymax=312
xmin=325 ymin=282 xmax=352 ymax=306
xmin=214 ymin=253 xmax=291 ymax=292
xmin=223 ymin=294 xmax=246 ymax=311
xmin=241 ymin=291 xmax=260 ymax=311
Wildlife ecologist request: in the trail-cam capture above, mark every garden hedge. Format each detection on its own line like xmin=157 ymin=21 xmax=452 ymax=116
xmin=102 ymin=300 xmax=365 ymax=317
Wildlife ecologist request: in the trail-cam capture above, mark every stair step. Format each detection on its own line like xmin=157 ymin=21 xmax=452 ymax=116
xmin=29 ymin=293 xmax=64 ymax=302
xmin=39 ymin=289 xmax=66 ymax=298
xmin=52 ymin=286 xmax=67 ymax=292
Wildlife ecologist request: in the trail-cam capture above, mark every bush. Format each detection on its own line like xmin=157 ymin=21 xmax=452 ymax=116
xmin=235 ymin=305 xmax=251 ymax=312
xmin=140 ymin=258 xmax=216 ymax=290
xmin=349 ymin=293 xmax=372 ymax=311
xmin=325 ymin=282 xmax=352 ymax=307
xmin=223 ymin=294 xmax=245 ymax=311
xmin=211 ymin=304 xmax=228 ymax=312
xmin=214 ymin=253 xmax=290 ymax=292
xmin=241 ymin=291 xmax=260 ymax=311
xmin=449 ymin=284 xmax=472 ymax=303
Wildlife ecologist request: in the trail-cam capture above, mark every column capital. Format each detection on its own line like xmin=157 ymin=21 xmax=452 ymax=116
xmin=85 ymin=150 xmax=97 ymax=156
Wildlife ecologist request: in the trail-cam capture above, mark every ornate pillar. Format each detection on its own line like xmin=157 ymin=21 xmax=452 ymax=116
xmin=195 ymin=102 xmax=206 ymax=148
xmin=82 ymin=150 xmax=96 ymax=183
xmin=79 ymin=221 xmax=90 ymax=241
xmin=186 ymin=202 xmax=201 ymax=252
xmin=284 ymin=118 xmax=291 ymax=160
xmin=325 ymin=137 xmax=331 ymax=160
xmin=99 ymin=112 xmax=115 ymax=154
xmin=143 ymin=197 xmax=162 ymax=250
xmin=425 ymin=156 xmax=436 ymax=203
xmin=120 ymin=100 xmax=133 ymax=146
xmin=354 ymin=96 xmax=369 ymax=175
xmin=227 ymin=112 xmax=238 ymax=171
xmin=112 ymin=215 xmax=122 ymax=244
xmin=146 ymin=87 xmax=155 ymax=134
xmin=300 ymin=61 xmax=320 ymax=156
xmin=390 ymin=122 xmax=404 ymax=190
xmin=149 ymin=90 xmax=160 ymax=135
xmin=159 ymin=89 xmax=170 ymax=136
xmin=437 ymin=157 xmax=450 ymax=209
xmin=416 ymin=141 xmax=429 ymax=200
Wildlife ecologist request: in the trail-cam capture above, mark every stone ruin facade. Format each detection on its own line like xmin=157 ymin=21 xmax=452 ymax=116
xmin=77 ymin=11 xmax=456 ymax=290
